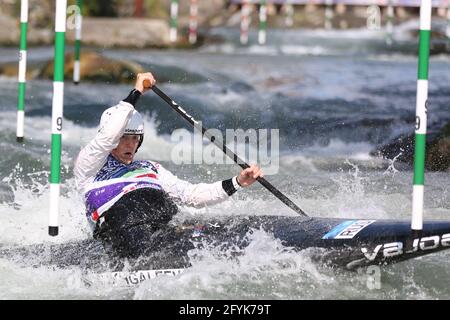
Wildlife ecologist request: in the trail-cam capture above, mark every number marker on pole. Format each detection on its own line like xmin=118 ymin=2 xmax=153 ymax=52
xmin=49 ymin=0 xmax=67 ymax=237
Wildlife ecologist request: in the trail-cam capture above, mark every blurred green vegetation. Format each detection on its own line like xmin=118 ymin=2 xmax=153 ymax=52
xmin=144 ymin=0 xmax=168 ymax=19
xmin=65 ymin=0 xmax=168 ymax=18
xmin=68 ymin=0 xmax=119 ymax=17
xmin=8 ymin=0 xmax=169 ymax=18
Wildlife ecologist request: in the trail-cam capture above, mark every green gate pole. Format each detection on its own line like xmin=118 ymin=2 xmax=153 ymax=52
xmin=386 ymin=0 xmax=395 ymax=46
xmin=188 ymin=0 xmax=198 ymax=44
xmin=284 ymin=0 xmax=294 ymax=27
xmin=446 ymin=0 xmax=450 ymax=42
xmin=325 ymin=0 xmax=334 ymax=30
xmin=258 ymin=0 xmax=267 ymax=45
xmin=49 ymin=0 xmax=67 ymax=237
xmin=73 ymin=0 xmax=83 ymax=84
xmin=240 ymin=0 xmax=251 ymax=45
xmin=411 ymin=0 xmax=431 ymax=237
xmin=170 ymin=0 xmax=179 ymax=43
xmin=16 ymin=0 xmax=28 ymax=143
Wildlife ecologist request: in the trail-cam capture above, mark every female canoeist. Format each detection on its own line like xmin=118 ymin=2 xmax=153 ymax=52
xmin=74 ymin=71 xmax=264 ymax=258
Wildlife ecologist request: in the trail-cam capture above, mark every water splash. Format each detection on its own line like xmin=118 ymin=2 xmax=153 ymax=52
xmin=133 ymin=228 xmax=332 ymax=300
xmin=383 ymin=152 xmax=402 ymax=178
xmin=0 ymin=164 xmax=90 ymax=246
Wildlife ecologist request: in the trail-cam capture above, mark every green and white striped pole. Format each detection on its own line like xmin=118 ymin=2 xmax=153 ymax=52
xmin=49 ymin=0 xmax=67 ymax=237
xmin=411 ymin=0 xmax=431 ymax=237
xmin=325 ymin=0 xmax=334 ymax=30
xmin=386 ymin=0 xmax=395 ymax=46
xmin=446 ymin=0 xmax=450 ymax=41
xmin=16 ymin=0 xmax=28 ymax=143
xmin=73 ymin=0 xmax=83 ymax=85
xmin=258 ymin=0 xmax=267 ymax=45
xmin=284 ymin=0 xmax=294 ymax=27
xmin=188 ymin=0 xmax=198 ymax=44
xmin=240 ymin=0 xmax=251 ymax=45
xmin=170 ymin=0 xmax=179 ymax=43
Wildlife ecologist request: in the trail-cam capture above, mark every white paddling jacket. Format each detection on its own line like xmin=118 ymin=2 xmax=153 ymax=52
xmin=74 ymin=97 xmax=241 ymax=230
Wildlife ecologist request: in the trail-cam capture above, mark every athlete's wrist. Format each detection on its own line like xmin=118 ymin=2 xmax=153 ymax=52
xmin=123 ymin=89 xmax=142 ymax=107
xmin=134 ymin=87 xmax=144 ymax=94
xmin=222 ymin=177 xmax=242 ymax=196
xmin=233 ymin=176 xmax=243 ymax=190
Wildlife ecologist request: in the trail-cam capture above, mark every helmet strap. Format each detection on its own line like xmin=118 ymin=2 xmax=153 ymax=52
xmin=135 ymin=134 xmax=144 ymax=152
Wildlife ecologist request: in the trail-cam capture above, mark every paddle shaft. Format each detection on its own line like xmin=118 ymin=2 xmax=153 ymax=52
xmin=151 ymin=85 xmax=308 ymax=217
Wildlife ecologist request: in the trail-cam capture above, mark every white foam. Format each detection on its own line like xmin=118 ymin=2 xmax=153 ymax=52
xmin=303 ymin=139 xmax=374 ymax=160
xmin=0 ymin=173 xmax=89 ymax=246
xmin=133 ymin=228 xmax=330 ymax=299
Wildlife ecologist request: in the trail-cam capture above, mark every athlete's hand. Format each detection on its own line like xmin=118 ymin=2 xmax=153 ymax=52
xmin=237 ymin=164 xmax=264 ymax=187
xmin=135 ymin=72 xmax=156 ymax=94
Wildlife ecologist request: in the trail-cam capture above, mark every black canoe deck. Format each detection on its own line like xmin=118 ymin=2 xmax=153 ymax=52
xmin=2 ymin=215 xmax=450 ymax=273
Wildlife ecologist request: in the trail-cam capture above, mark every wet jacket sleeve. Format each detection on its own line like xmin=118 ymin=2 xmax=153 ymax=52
xmin=74 ymin=101 xmax=135 ymax=192
xmin=157 ymin=163 xmax=239 ymax=208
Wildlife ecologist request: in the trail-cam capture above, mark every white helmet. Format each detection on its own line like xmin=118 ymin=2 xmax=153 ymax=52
xmin=124 ymin=110 xmax=144 ymax=135
xmin=99 ymin=107 xmax=145 ymax=151
xmin=99 ymin=107 xmax=144 ymax=135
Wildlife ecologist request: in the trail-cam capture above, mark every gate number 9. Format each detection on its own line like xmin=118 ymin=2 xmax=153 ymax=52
xmin=56 ymin=117 xmax=63 ymax=131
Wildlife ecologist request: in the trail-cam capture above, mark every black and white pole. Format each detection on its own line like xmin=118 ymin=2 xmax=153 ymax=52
xmin=49 ymin=0 xmax=67 ymax=237
xmin=16 ymin=0 xmax=28 ymax=143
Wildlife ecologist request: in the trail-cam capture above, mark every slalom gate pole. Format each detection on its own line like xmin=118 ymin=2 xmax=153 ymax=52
xmin=16 ymin=0 xmax=28 ymax=143
xmin=446 ymin=0 xmax=450 ymax=41
xmin=240 ymin=0 xmax=251 ymax=45
xmin=411 ymin=0 xmax=432 ymax=237
xmin=73 ymin=0 xmax=83 ymax=85
xmin=284 ymin=0 xmax=294 ymax=27
xmin=49 ymin=0 xmax=67 ymax=237
xmin=170 ymin=0 xmax=179 ymax=43
xmin=325 ymin=0 xmax=334 ymax=30
xmin=258 ymin=0 xmax=267 ymax=45
xmin=386 ymin=0 xmax=395 ymax=46
xmin=189 ymin=0 xmax=198 ymax=44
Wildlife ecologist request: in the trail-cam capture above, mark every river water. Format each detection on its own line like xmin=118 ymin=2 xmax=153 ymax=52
xmin=0 ymin=24 xmax=449 ymax=299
